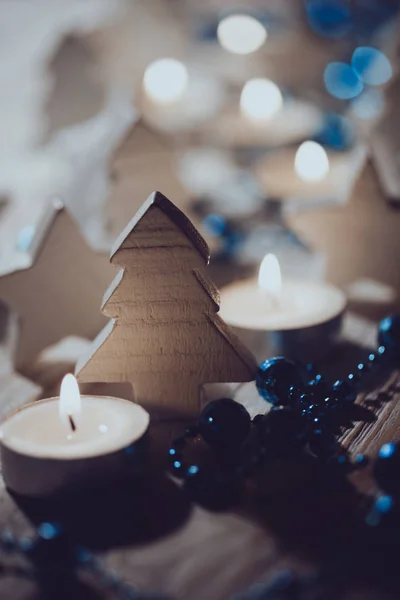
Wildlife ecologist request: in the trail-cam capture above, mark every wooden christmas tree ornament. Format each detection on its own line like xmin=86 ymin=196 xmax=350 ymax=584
xmin=77 ymin=191 xmax=257 ymax=419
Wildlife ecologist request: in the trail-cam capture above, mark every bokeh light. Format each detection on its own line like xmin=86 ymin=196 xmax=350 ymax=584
xmin=202 ymin=213 xmax=227 ymax=237
xmin=143 ymin=59 xmax=188 ymax=103
xmin=351 ymin=46 xmax=392 ymax=86
xmin=217 ymin=15 xmax=267 ymax=55
xmin=315 ymin=113 xmax=354 ymax=150
xmin=306 ymin=0 xmax=352 ymax=38
xmin=324 ymin=62 xmax=364 ymax=99
xmin=351 ymin=88 xmax=385 ymax=120
xmin=240 ymin=78 xmax=283 ymax=121
xmin=294 ymin=141 xmax=330 ymax=182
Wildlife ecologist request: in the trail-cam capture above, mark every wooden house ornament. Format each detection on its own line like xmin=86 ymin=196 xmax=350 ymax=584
xmin=77 ymin=191 xmax=257 ymax=419
xmin=0 ymin=199 xmax=114 ymax=370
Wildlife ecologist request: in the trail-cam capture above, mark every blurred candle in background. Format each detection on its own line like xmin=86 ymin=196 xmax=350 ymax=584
xmin=294 ymin=141 xmax=330 ymax=182
xmin=217 ymin=14 xmax=267 ymax=55
xmin=240 ymin=78 xmax=283 ymax=122
xmin=143 ymin=58 xmax=188 ymax=104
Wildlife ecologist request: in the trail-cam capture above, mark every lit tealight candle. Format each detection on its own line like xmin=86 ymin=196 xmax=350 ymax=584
xmin=294 ymin=141 xmax=330 ymax=182
xmin=217 ymin=14 xmax=267 ymax=55
xmin=143 ymin=58 xmax=188 ymax=104
xmin=0 ymin=375 xmax=149 ymax=497
xmin=240 ymin=78 xmax=283 ymax=122
xmin=220 ymin=254 xmax=346 ymax=361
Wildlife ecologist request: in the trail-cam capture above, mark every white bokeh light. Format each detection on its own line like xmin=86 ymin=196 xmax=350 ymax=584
xmin=240 ymin=78 xmax=283 ymax=121
xmin=143 ymin=58 xmax=188 ymax=104
xmin=258 ymin=253 xmax=282 ymax=294
xmin=294 ymin=141 xmax=330 ymax=182
xmin=217 ymin=15 xmax=267 ymax=55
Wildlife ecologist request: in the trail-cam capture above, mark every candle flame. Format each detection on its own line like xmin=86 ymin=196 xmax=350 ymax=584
xmin=59 ymin=374 xmax=81 ymax=430
xmin=258 ymin=253 xmax=282 ymax=294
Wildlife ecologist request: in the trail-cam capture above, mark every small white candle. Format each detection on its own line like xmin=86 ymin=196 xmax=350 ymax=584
xmin=220 ymin=254 xmax=346 ymax=360
xmin=0 ymin=375 xmax=149 ymax=497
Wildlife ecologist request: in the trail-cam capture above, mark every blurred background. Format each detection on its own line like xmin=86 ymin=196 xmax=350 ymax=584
xmin=2 ymin=0 xmax=400 ymax=329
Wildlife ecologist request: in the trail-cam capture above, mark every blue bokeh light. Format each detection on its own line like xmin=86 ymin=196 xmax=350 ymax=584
xmin=352 ymin=46 xmax=392 ymax=86
xmin=202 ymin=213 xmax=226 ymax=237
xmin=379 ymin=443 xmax=395 ymax=459
xmin=314 ymin=112 xmax=354 ymax=150
xmin=324 ymin=62 xmax=364 ymax=99
xmin=351 ymin=88 xmax=385 ymax=119
xmin=306 ymin=0 xmax=352 ymax=38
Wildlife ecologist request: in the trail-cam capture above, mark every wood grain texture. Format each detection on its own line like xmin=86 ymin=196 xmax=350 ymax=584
xmin=77 ymin=191 xmax=257 ymax=419
xmin=0 ymin=199 xmax=114 ymax=370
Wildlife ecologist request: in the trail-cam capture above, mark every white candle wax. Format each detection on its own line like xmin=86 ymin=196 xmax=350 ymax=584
xmin=0 ymin=396 xmax=149 ymax=459
xmin=219 ymin=254 xmax=346 ymax=362
xmin=220 ymin=279 xmax=346 ymax=331
xmin=0 ymin=375 xmax=150 ymax=497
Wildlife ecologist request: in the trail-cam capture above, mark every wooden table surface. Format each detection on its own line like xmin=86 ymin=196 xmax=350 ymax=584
xmin=0 ymin=313 xmax=399 ymax=600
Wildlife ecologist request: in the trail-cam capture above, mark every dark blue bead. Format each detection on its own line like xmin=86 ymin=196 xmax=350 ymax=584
xmin=347 ymin=372 xmax=359 ymax=386
xmin=256 ymin=357 xmax=303 ymax=405
xmin=353 ymin=453 xmax=369 ymax=468
xmin=373 ymin=442 xmax=400 ymax=494
xmin=357 ymin=362 xmax=368 ymax=376
xmin=287 ymin=384 xmax=305 ymax=407
xmin=324 ymin=396 xmax=338 ymax=410
xmin=378 ymin=315 xmax=400 ymax=358
xmin=199 ymin=398 xmax=250 ymax=447
xmin=1 ymin=531 xmax=16 ymax=552
xmin=261 ymin=408 xmax=307 ymax=451
xmin=375 ymin=494 xmax=394 ymax=515
xmin=307 ymin=377 xmax=330 ymax=401
xmin=332 ymin=379 xmax=357 ymax=403
xmin=298 ymin=393 xmax=315 ymax=409
xmin=377 ymin=345 xmax=387 ymax=359
xmin=170 ymin=459 xmax=185 ymax=478
xmin=308 ymin=428 xmax=337 ymax=459
xmin=37 ymin=522 xmax=63 ymax=541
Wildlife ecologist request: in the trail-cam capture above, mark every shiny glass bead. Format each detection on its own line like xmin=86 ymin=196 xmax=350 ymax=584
xmin=287 ymin=384 xmax=305 ymax=407
xmin=332 ymin=379 xmax=357 ymax=403
xmin=256 ymin=357 xmax=303 ymax=405
xmin=377 ymin=345 xmax=387 ymax=361
xmin=306 ymin=378 xmax=330 ymax=401
xmin=199 ymin=398 xmax=251 ymax=447
xmin=378 ymin=315 xmax=400 ymax=356
xmin=373 ymin=442 xmax=400 ymax=494
xmin=356 ymin=362 xmax=368 ymax=375
xmin=297 ymin=392 xmax=315 ymax=410
xmin=308 ymin=428 xmax=337 ymax=459
xmin=30 ymin=522 xmax=74 ymax=568
xmin=170 ymin=459 xmax=185 ymax=478
xmin=260 ymin=408 xmax=307 ymax=451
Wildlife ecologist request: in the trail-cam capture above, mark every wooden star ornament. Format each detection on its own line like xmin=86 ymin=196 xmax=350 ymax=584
xmin=0 ymin=199 xmax=114 ymax=370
